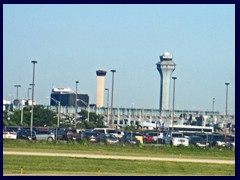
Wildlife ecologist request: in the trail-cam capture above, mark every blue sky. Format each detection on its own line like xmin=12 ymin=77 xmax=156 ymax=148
xmin=3 ymin=4 xmax=235 ymax=115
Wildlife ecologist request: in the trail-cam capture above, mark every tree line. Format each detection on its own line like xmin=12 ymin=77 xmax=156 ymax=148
xmin=3 ymin=105 xmax=105 ymax=129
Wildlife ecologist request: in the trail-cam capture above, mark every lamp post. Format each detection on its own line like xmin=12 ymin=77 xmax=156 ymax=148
xmin=20 ymin=100 xmax=24 ymax=126
xmin=50 ymin=97 xmax=61 ymax=128
xmin=75 ymin=81 xmax=79 ymax=128
xmin=105 ymin=88 xmax=109 ymax=127
xmin=172 ymin=77 xmax=177 ymax=131
xmin=79 ymin=99 xmax=89 ymax=122
xmin=225 ymin=82 xmax=230 ymax=134
xmin=110 ymin=70 xmax=116 ymax=127
xmin=30 ymin=60 xmax=37 ymax=139
xmin=27 ymin=88 xmax=32 ymax=100
xmin=14 ymin=85 xmax=21 ymax=100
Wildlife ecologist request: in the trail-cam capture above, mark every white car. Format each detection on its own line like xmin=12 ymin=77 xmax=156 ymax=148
xmin=3 ymin=130 xmax=17 ymax=140
xmin=164 ymin=131 xmax=189 ymax=146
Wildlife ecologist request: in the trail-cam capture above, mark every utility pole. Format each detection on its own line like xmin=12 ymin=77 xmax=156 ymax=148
xmin=30 ymin=60 xmax=37 ymax=139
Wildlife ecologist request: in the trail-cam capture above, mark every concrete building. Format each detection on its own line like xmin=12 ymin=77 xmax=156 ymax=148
xmin=96 ymin=70 xmax=107 ymax=108
xmin=156 ymin=52 xmax=176 ymax=112
xmin=50 ymin=88 xmax=89 ymax=107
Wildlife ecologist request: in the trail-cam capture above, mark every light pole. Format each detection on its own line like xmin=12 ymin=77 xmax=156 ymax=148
xmin=27 ymin=88 xmax=32 ymax=100
xmin=20 ymin=100 xmax=24 ymax=126
xmin=79 ymin=99 xmax=89 ymax=122
xmin=225 ymin=82 xmax=230 ymax=134
xmin=30 ymin=60 xmax=37 ymax=139
xmin=105 ymin=88 xmax=109 ymax=127
xmin=14 ymin=85 xmax=21 ymax=100
xmin=172 ymin=77 xmax=177 ymax=131
xmin=212 ymin=98 xmax=215 ymax=113
xmin=110 ymin=70 xmax=116 ymax=127
xmin=75 ymin=81 xmax=79 ymax=128
xmin=50 ymin=97 xmax=61 ymax=128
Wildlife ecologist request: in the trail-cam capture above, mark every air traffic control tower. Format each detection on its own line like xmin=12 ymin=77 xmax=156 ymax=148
xmin=96 ymin=70 xmax=107 ymax=108
xmin=156 ymin=52 xmax=176 ymax=112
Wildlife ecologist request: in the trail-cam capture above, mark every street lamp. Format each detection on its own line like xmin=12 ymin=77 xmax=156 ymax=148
xmin=105 ymin=88 xmax=109 ymax=127
xmin=14 ymin=85 xmax=21 ymax=100
xmin=225 ymin=82 xmax=230 ymax=134
xmin=49 ymin=97 xmax=61 ymax=128
xmin=75 ymin=81 xmax=79 ymax=128
xmin=27 ymin=88 xmax=32 ymax=100
xmin=30 ymin=60 xmax=37 ymax=139
xmin=172 ymin=77 xmax=177 ymax=131
xmin=78 ymin=99 xmax=89 ymax=122
xmin=110 ymin=70 xmax=116 ymax=127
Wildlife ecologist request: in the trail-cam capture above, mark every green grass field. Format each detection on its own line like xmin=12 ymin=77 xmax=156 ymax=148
xmin=3 ymin=155 xmax=235 ymax=176
xmin=3 ymin=139 xmax=235 ymax=176
xmin=3 ymin=139 xmax=235 ymax=160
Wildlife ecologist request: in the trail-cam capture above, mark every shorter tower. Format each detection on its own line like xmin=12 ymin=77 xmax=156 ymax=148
xmin=96 ymin=70 xmax=107 ymax=108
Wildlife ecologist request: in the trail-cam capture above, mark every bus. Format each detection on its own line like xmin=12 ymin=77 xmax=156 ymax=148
xmin=168 ymin=125 xmax=214 ymax=134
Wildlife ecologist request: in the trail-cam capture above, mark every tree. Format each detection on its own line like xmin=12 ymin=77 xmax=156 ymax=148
xmin=3 ymin=105 xmax=58 ymax=127
xmin=77 ymin=110 xmax=106 ymax=129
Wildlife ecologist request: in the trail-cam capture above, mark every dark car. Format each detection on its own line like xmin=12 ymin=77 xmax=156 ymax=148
xmin=17 ymin=129 xmax=37 ymax=140
xmin=54 ymin=128 xmax=81 ymax=141
xmin=187 ymin=135 xmax=209 ymax=147
xmin=98 ymin=133 xmax=119 ymax=144
xmin=120 ymin=133 xmax=140 ymax=144
xmin=207 ymin=134 xmax=228 ymax=147
xmin=82 ymin=131 xmax=99 ymax=142
xmin=4 ymin=126 xmax=21 ymax=132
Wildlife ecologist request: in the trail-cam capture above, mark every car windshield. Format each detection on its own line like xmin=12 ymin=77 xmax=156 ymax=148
xmin=85 ymin=132 xmax=97 ymax=135
xmin=107 ymin=130 xmax=117 ymax=133
xmin=172 ymin=134 xmax=183 ymax=137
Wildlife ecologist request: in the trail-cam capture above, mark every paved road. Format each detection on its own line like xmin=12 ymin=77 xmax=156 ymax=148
xmin=3 ymin=151 xmax=235 ymax=164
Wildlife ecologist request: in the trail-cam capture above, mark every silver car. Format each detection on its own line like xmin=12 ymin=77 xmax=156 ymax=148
xmin=35 ymin=130 xmax=55 ymax=141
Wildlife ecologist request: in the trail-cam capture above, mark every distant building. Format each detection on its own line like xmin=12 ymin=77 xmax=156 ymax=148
xmin=50 ymin=88 xmax=89 ymax=107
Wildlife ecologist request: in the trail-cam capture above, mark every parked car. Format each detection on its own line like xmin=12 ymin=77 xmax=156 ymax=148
xmin=93 ymin=128 xmax=119 ymax=137
xmin=35 ymin=130 xmax=55 ymax=141
xmin=164 ymin=131 xmax=189 ymax=146
xmin=3 ymin=130 xmax=17 ymax=140
xmin=225 ymin=135 xmax=235 ymax=149
xmin=17 ymin=129 xmax=37 ymax=140
xmin=4 ymin=126 xmax=21 ymax=133
xmin=64 ymin=128 xmax=81 ymax=141
xmin=226 ymin=142 xmax=235 ymax=150
xmin=115 ymin=131 xmax=125 ymax=139
xmin=53 ymin=128 xmax=81 ymax=141
xmin=120 ymin=133 xmax=140 ymax=145
xmin=207 ymin=134 xmax=228 ymax=147
xmin=98 ymin=133 xmax=119 ymax=144
xmin=142 ymin=132 xmax=154 ymax=144
xmin=186 ymin=135 xmax=209 ymax=147
xmin=82 ymin=131 xmax=99 ymax=142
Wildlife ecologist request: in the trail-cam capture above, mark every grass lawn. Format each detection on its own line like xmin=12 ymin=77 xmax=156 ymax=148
xmin=3 ymin=139 xmax=235 ymax=160
xmin=3 ymin=155 xmax=235 ymax=176
xmin=3 ymin=139 xmax=235 ymax=176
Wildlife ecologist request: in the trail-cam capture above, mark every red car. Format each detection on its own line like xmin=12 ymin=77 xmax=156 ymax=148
xmin=142 ymin=132 xmax=154 ymax=144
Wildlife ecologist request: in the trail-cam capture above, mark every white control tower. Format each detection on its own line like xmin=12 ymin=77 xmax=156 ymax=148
xmin=156 ymin=52 xmax=176 ymax=112
xmin=96 ymin=70 xmax=107 ymax=108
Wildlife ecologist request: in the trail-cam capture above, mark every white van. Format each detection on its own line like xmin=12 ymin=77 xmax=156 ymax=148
xmin=93 ymin=128 xmax=118 ymax=137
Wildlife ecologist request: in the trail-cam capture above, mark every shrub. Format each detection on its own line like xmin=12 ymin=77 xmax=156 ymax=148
xmin=80 ymin=138 xmax=88 ymax=146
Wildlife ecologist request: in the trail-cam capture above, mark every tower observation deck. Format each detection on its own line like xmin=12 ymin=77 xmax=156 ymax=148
xmin=156 ymin=52 xmax=176 ymax=112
